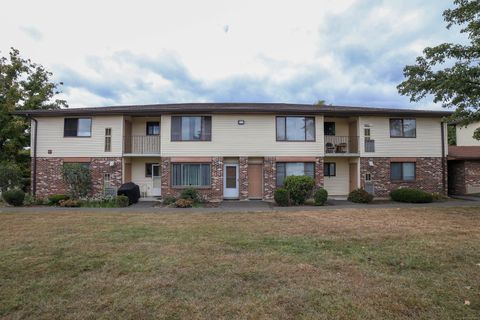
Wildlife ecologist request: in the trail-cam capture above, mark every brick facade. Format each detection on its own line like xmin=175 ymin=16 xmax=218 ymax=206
xmin=161 ymin=157 xmax=224 ymax=202
xmin=360 ymin=157 xmax=446 ymax=197
xmin=239 ymin=157 xmax=249 ymax=200
xmin=263 ymin=157 xmax=276 ymax=200
xmin=448 ymin=160 xmax=480 ymax=195
xmin=34 ymin=157 xmax=122 ymax=199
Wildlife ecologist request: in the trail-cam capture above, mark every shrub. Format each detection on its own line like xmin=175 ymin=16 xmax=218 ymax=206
xmin=48 ymin=194 xmax=69 ymax=206
xmin=115 ymin=195 xmax=130 ymax=207
xmin=179 ymin=188 xmax=200 ymax=203
xmin=274 ymin=188 xmax=290 ymax=207
xmin=390 ymin=188 xmax=433 ymax=203
xmin=175 ymin=198 xmax=193 ymax=208
xmin=348 ymin=188 xmax=374 ymax=203
xmin=2 ymin=189 xmax=25 ymax=206
xmin=0 ymin=162 xmax=24 ymax=192
xmin=61 ymin=163 xmax=91 ymax=199
xmin=163 ymin=196 xmax=177 ymax=205
xmin=59 ymin=199 xmax=81 ymax=207
xmin=314 ymin=188 xmax=328 ymax=206
xmin=283 ymin=175 xmax=315 ymax=205
xmin=431 ymin=192 xmax=448 ymax=201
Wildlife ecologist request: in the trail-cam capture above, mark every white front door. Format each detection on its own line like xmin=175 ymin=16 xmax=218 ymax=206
xmin=224 ymin=164 xmax=239 ymax=199
xmin=151 ymin=164 xmax=161 ymax=196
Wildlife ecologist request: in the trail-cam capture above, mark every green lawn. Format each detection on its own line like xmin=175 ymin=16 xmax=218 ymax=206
xmin=1 ymin=207 xmax=479 ymax=319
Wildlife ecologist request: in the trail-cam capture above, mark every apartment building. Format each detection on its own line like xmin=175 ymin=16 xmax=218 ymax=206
xmin=17 ymin=103 xmax=450 ymax=201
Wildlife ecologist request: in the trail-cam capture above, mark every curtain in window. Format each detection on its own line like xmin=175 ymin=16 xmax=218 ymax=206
xmin=172 ymin=164 xmax=211 ymax=186
xmin=276 ymin=162 xmax=315 ymax=186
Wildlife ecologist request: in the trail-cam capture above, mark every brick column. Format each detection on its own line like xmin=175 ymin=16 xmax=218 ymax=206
xmin=161 ymin=157 xmax=173 ymax=197
xmin=263 ymin=157 xmax=276 ymax=200
xmin=315 ymin=157 xmax=324 ymax=188
xmin=239 ymin=157 xmax=249 ymax=200
xmin=210 ymin=157 xmax=224 ymax=201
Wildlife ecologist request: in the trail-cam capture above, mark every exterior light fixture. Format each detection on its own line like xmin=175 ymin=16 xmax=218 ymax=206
xmin=238 ymin=120 xmax=245 ymax=125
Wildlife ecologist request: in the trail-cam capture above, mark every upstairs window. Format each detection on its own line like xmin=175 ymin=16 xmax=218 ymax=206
xmin=276 ymin=162 xmax=315 ymax=186
xmin=390 ymin=119 xmax=416 ymax=138
xmin=276 ymin=116 xmax=315 ymax=141
xmin=64 ymin=118 xmax=92 ymax=137
xmin=104 ymin=128 xmax=112 ymax=152
xmin=171 ymin=116 xmax=212 ymax=141
xmin=390 ymin=162 xmax=416 ymax=181
xmin=146 ymin=122 xmax=160 ymax=135
xmin=324 ymin=122 xmax=336 ymax=136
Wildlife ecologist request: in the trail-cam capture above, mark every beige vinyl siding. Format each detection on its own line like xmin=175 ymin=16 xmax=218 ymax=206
xmin=323 ymin=157 xmax=350 ymax=195
xmin=33 ymin=116 xmax=124 ymax=157
xmin=456 ymin=121 xmax=480 ymax=146
xmin=161 ymin=114 xmax=324 ymax=157
xmin=324 ymin=117 xmax=350 ymax=136
xmin=130 ymin=117 xmax=161 ymax=136
xmin=130 ymin=157 xmax=161 ymax=197
xmin=358 ymin=116 xmax=444 ymax=157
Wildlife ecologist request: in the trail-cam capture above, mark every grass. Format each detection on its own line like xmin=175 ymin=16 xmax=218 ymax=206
xmin=0 ymin=207 xmax=479 ymax=319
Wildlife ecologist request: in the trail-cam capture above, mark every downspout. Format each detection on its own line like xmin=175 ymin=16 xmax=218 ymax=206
xmin=30 ymin=116 xmax=38 ymax=197
xmin=440 ymin=122 xmax=446 ymax=195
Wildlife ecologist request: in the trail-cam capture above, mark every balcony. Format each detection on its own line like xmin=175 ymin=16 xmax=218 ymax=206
xmin=124 ymin=135 xmax=161 ymax=155
xmin=324 ymin=136 xmax=359 ymax=155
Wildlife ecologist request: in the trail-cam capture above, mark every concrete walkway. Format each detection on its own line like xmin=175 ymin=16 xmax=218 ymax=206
xmin=1 ymin=199 xmax=480 ymax=214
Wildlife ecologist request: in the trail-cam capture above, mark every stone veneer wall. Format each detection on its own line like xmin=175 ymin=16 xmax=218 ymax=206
xmin=34 ymin=157 xmax=122 ymax=199
xmin=464 ymin=160 xmax=480 ymax=194
xmin=161 ymin=157 xmax=224 ymax=202
xmin=239 ymin=157 xmax=249 ymax=200
xmin=360 ymin=157 xmax=445 ymax=197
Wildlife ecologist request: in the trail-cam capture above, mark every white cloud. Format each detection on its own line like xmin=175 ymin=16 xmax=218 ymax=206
xmin=0 ymin=0 xmax=462 ymax=109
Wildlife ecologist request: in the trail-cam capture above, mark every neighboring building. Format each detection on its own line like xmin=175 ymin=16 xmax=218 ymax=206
xmin=16 ymin=103 xmax=450 ymax=201
xmin=448 ymin=121 xmax=480 ymax=195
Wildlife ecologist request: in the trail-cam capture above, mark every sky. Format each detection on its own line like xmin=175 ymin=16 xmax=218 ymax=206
xmin=0 ymin=0 xmax=462 ymax=109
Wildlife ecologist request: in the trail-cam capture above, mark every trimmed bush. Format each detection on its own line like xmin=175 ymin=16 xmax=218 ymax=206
xmin=179 ymin=188 xmax=200 ymax=203
xmin=390 ymin=188 xmax=433 ymax=203
xmin=115 ymin=195 xmax=130 ymax=207
xmin=2 ymin=189 xmax=25 ymax=206
xmin=59 ymin=199 xmax=81 ymax=207
xmin=48 ymin=194 xmax=69 ymax=206
xmin=283 ymin=175 xmax=315 ymax=205
xmin=0 ymin=162 xmax=24 ymax=192
xmin=314 ymin=188 xmax=328 ymax=206
xmin=348 ymin=188 xmax=374 ymax=203
xmin=274 ymin=188 xmax=290 ymax=207
xmin=61 ymin=163 xmax=91 ymax=199
xmin=163 ymin=196 xmax=177 ymax=205
xmin=175 ymin=198 xmax=193 ymax=208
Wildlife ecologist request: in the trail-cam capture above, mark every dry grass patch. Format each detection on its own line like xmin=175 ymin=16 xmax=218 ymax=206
xmin=0 ymin=207 xmax=479 ymax=319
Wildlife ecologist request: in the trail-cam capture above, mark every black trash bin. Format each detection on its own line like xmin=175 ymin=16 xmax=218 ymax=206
xmin=117 ymin=182 xmax=141 ymax=205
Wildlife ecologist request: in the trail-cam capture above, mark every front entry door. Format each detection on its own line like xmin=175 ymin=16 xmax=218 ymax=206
xmin=151 ymin=164 xmax=161 ymax=196
xmin=224 ymin=164 xmax=239 ymax=199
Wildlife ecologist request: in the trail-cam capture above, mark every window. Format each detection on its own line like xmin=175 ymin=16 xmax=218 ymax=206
xmin=276 ymin=162 xmax=315 ymax=186
xmin=324 ymin=162 xmax=336 ymax=177
xmin=276 ymin=116 xmax=315 ymax=141
xmin=146 ymin=122 xmax=160 ymax=135
xmin=145 ymin=163 xmax=160 ymax=177
xmin=171 ymin=163 xmax=211 ymax=187
xmin=104 ymin=128 xmax=112 ymax=152
xmin=390 ymin=162 xmax=416 ymax=181
xmin=390 ymin=119 xmax=416 ymax=138
xmin=103 ymin=173 xmax=111 ymax=189
xmin=64 ymin=118 xmax=92 ymax=137
xmin=171 ymin=116 xmax=211 ymax=141
xmin=364 ymin=128 xmax=371 ymax=137
xmin=324 ymin=122 xmax=336 ymax=136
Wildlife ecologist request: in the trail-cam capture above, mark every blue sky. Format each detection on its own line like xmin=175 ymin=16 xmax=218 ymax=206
xmin=0 ymin=0 xmax=461 ymax=109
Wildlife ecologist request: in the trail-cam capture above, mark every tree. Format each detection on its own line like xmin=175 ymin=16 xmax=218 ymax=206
xmin=397 ymin=0 xmax=480 ymax=139
xmin=0 ymin=48 xmax=67 ymax=189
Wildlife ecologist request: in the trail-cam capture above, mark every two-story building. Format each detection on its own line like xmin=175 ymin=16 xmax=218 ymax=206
xmin=17 ymin=103 xmax=450 ymax=201
xmin=448 ymin=121 xmax=480 ymax=195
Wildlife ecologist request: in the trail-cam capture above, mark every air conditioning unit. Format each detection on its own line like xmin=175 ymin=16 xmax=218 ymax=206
xmin=364 ymin=181 xmax=375 ymax=195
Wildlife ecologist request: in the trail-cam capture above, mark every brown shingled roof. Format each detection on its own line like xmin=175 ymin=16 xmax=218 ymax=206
xmin=448 ymin=146 xmax=480 ymax=160
xmin=14 ymin=102 xmax=452 ymax=117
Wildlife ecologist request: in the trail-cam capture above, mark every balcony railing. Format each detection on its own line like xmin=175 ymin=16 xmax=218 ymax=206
xmin=124 ymin=135 xmax=161 ymax=154
xmin=324 ymin=136 xmax=359 ymax=154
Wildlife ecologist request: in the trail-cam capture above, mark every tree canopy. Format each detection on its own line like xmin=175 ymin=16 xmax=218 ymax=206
xmin=0 ymin=48 xmax=67 ymax=188
xmin=397 ymin=0 xmax=480 ymax=136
